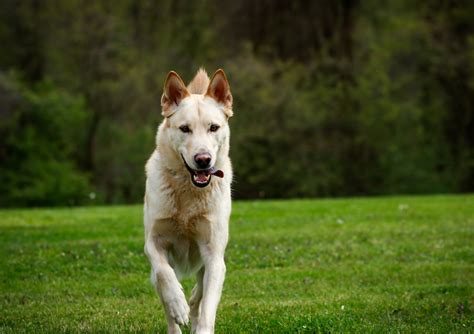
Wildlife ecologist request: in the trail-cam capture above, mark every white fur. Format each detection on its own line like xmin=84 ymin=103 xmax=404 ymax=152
xmin=144 ymin=70 xmax=232 ymax=334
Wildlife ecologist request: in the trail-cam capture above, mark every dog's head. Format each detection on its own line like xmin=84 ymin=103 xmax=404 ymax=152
xmin=160 ymin=69 xmax=233 ymax=188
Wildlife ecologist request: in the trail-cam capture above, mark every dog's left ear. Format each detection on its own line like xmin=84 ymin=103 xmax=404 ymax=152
xmin=206 ymin=69 xmax=233 ymax=117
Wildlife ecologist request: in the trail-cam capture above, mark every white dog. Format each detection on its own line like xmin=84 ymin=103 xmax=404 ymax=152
xmin=144 ymin=68 xmax=233 ymax=334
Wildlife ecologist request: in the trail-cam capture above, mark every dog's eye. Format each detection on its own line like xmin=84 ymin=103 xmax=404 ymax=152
xmin=209 ymin=124 xmax=220 ymax=132
xmin=179 ymin=125 xmax=191 ymax=133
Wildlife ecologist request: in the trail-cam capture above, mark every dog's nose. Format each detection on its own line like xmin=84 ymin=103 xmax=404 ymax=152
xmin=194 ymin=153 xmax=211 ymax=169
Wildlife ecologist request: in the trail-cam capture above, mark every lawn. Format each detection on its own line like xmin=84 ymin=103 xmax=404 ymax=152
xmin=1 ymin=195 xmax=473 ymax=333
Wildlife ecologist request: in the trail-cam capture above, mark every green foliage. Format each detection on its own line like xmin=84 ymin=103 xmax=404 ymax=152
xmin=0 ymin=195 xmax=472 ymax=331
xmin=0 ymin=74 xmax=91 ymax=206
xmin=0 ymin=0 xmax=473 ymax=205
xmin=227 ymin=52 xmax=349 ymax=198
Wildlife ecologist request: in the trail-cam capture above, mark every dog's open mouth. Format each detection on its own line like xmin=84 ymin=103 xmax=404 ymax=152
xmin=181 ymin=155 xmax=224 ymax=188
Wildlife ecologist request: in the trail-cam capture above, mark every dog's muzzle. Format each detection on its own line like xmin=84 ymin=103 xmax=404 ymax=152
xmin=181 ymin=155 xmax=224 ymax=188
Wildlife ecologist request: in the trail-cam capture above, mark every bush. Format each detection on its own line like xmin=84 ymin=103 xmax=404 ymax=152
xmin=0 ymin=73 xmax=91 ymax=206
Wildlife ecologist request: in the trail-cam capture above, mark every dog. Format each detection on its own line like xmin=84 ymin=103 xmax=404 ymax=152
xmin=144 ymin=68 xmax=233 ymax=334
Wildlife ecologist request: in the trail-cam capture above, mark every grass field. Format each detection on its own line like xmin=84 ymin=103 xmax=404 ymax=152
xmin=1 ymin=195 xmax=473 ymax=333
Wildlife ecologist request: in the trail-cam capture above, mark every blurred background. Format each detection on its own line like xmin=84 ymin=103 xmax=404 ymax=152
xmin=0 ymin=0 xmax=473 ymax=207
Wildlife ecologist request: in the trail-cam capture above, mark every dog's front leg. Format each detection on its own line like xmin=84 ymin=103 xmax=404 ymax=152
xmin=144 ymin=236 xmax=189 ymax=333
xmin=194 ymin=225 xmax=228 ymax=334
xmin=195 ymin=253 xmax=226 ymax=334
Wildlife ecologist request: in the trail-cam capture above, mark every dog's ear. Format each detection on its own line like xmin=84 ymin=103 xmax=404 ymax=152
xmin=206 ymin=69 xmax=233 ymax=117
xmin=161 ymin=71 xmax=190 ymax=117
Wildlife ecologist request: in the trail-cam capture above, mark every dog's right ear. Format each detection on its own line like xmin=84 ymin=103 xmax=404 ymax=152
xmin=161 ymin=71 xmax=190 ymax=117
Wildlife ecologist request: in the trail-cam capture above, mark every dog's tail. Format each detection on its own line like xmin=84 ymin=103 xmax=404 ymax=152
xmin=187 ymin=68 xmax=210 ymax=94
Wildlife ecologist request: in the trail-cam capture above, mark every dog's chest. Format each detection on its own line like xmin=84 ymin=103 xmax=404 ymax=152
xmin=153 ymin=189 xmax=212 ymax=277
xmin=167 ymin=188 xmax=214 ymax=236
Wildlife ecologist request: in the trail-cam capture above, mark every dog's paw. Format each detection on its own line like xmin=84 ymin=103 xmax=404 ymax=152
xmin=165 ymin=289 xmax=190 ymax=326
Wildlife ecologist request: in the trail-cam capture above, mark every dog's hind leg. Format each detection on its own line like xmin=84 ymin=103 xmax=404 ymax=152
xmin=189 ymin=267 xmax=204 ymax=332
xmin=145 ymin=236 xmax=189 ymax=333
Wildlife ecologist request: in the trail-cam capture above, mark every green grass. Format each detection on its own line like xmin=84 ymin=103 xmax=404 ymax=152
xmin=1 ymin=195 xmax=473 ymax=333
